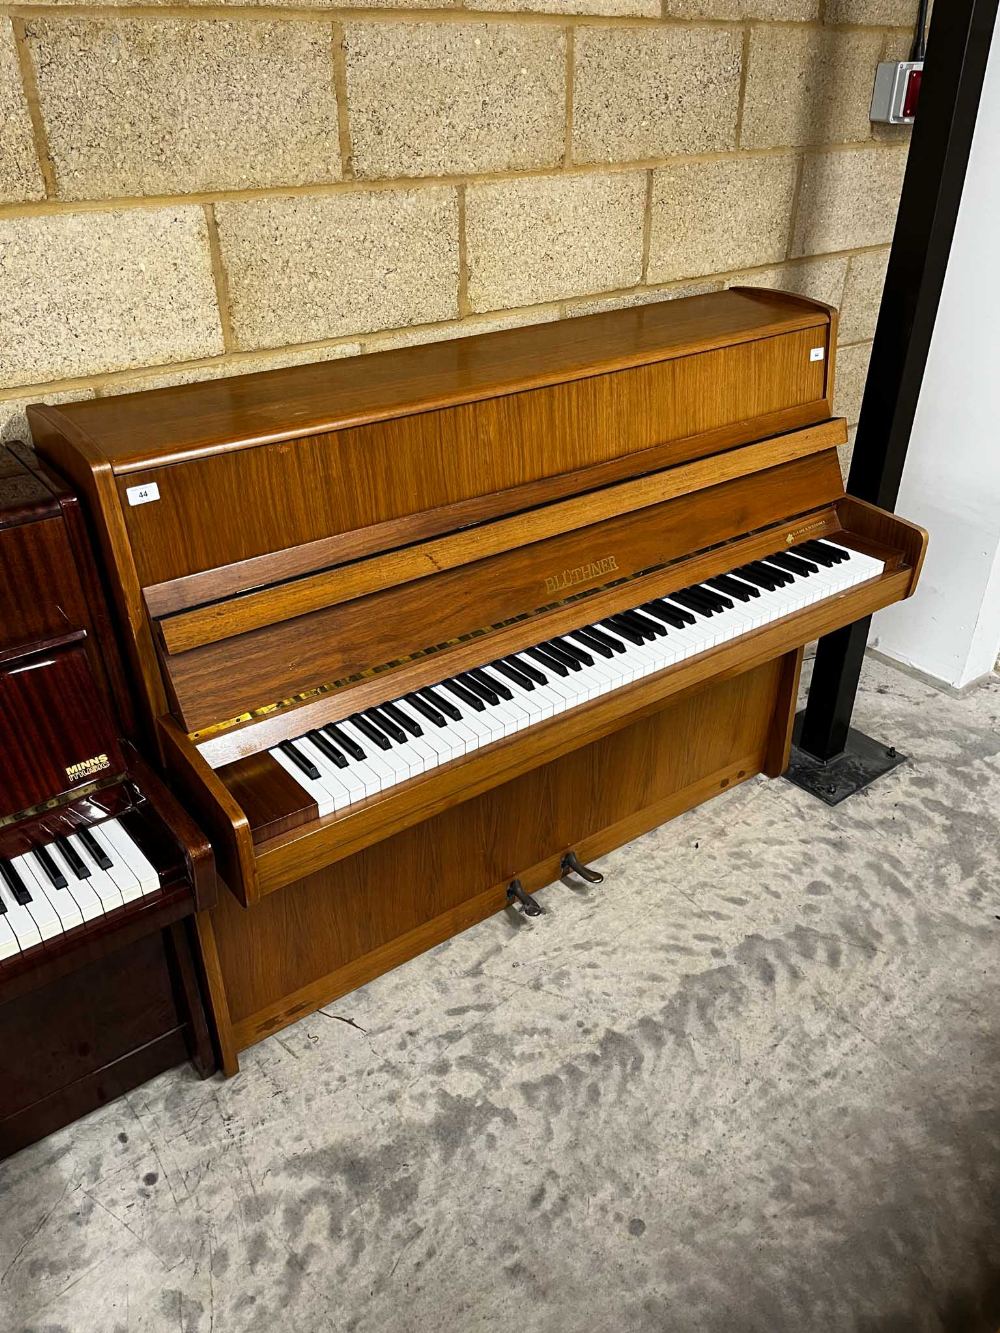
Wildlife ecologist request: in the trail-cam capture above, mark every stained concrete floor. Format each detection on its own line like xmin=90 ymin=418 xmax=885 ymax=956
xmin=3 ymin=655 xmax=1000 ymax=1333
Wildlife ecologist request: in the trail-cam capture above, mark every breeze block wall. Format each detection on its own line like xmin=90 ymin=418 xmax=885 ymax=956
xmin=0 ymin=0 xmax=917 ymax=472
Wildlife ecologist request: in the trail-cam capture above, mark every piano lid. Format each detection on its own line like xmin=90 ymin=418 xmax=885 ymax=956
xmin=27 ymin=289 xmax=832 ymax=473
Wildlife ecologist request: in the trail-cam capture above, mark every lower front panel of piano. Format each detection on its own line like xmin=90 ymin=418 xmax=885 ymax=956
xmin=0 ymin=920 xmax=205 ymax=1157
xmin=200 ymin=651 xmax=800 ymax=1073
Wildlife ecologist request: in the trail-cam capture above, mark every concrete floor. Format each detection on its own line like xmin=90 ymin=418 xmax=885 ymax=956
xmin=3 ymin=656 xmax=1000 ymax=1333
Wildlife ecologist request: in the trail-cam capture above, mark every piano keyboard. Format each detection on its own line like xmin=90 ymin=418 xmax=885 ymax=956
xmin=268 ymin=540 xmax=885 ymax=819
xmin=0 ymin=818 xmax=160 ymax=961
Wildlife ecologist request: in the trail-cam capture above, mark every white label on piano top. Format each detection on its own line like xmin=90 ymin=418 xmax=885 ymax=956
xmin=126 ymin=482 xmax=160 ymax=507
xmin=809 ymin=347 xmax=825 ymax=362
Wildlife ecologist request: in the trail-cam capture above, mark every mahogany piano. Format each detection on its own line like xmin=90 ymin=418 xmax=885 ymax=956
xmin=30 ymin=289 xmax=927 ymax=1074
xmin=0 ymin=442 xmax=215 ymax=1153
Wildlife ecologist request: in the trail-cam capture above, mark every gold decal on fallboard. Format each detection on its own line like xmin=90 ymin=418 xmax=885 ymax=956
xmin=65 ymin=753 xmax=111 ymax=782
xmin=544 ymin=555 xmax=619 ymax=596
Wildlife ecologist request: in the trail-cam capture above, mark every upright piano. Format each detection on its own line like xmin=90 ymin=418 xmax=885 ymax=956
xmin=0 ymin=443 xmax=215 ymax=1153
xmin=30 ymin=289 xmax=927 ymax=1074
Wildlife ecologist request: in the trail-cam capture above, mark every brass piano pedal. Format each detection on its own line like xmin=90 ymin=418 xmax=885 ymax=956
xmin=506 ymin=878 xmax=544 ymax=917
xmin=561 ymin=850 xmax=605 ymax=885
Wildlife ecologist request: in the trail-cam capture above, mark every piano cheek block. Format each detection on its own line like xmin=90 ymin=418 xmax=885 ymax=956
xmin=31 ymin=291 xmax=926 ymax=1073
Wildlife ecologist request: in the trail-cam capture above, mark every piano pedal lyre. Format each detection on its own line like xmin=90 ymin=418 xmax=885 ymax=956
xmin=561 ymin=850 xmax=605 ymax=885
xmin=506 ymin=878 xmax=544 ymax=917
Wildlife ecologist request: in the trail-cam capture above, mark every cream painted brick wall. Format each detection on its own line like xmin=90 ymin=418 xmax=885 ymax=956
xmin=572 ymin=26 xmax=742 ymax=163
xmin=825 ymin=0 xmax=918 ymax=22
xmin=792 ymin=146 xmax=909 ymax=256
xmin=664 ymin=0 xmax=818 ymax=14
xmin=466 ymin=172 xmax=645 ymax=311
xmin=216 ymin=189 xmax=460 ymax=348
xmin=346 ymin=23 xmax=565 ymax=178
xmin=726 ymin=255 xmax=850 ymax=309
xmin=0 ymin=208 xmax=223 ymax=387
xmin=648 ymin=155 xmax=798 ymax=283
xmin=741 ymin=26 xmax=884 ymax=150
xmin=26 ymin=18 xmax=341 ymax=199
xmin=0 ymin=20 xmax=44 ymax=204
xmin=834 ymin=341 xmax=874 ymax=426
xmin=839 ymin=248 xmax=891 ymax=343
xmin=0 ymin=0 xmax=914 ymax=440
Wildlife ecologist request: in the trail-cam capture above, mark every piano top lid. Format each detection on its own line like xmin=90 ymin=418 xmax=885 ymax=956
xmin=28 ymin=289 xmax=833 ymax=475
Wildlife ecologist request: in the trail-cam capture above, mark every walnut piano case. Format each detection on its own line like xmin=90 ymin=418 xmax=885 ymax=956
xmin=0 ymin=445 xmax=216 ymax=1156
xmin=31 ymin=289 xmax=927 ymax=1074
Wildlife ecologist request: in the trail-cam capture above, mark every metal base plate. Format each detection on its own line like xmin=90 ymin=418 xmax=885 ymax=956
xmin=784 ymin=713 xmax=906 ymax=806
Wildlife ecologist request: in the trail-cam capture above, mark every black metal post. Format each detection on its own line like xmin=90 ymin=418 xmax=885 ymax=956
xmin=788 ymin=0 xmax=998 ymax=801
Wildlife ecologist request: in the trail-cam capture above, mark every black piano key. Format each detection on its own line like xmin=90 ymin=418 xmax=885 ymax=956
xmin=661 ymin=589 xmax=712 ymax=617
xmin=278 ymin=739 xmax=322 ymax=780
xmin=55 ymin=835 xmax=90 ymax=879
xmin=605 ymin=613 xmax=651 ymax=643
xmin=648 ymin=598 xmax=698 ymax=628
xmin=383 ymin=701 xmax=422 ymax=737
xmin=421 ymin=686 xmax=463 ymax=721
xmin=576 ymin=625 xmax=627 ymax=654
xmin=366 ymin=707 xmax=407 ymax=745
xmin=747 ymin=559 xmax=792 ymax=587
xmin=809 ymin=539 xmax=850 ymax=564
xmin=460 ymin=673 xmax=500 ymax=706
xmin=567 ymin=629 xmax=613 ymax=660
xmin=0 ymin=859 xmax=32 ymax=906
xmin=491 ymin=659 xmax=536 ymax=691
xmin=526 ymin=646 xmax=569 ymax=677
xmin=615 ymin=612 xmax=658 ymax=641
xmin=692 ymin=583 xmax=733 ymax=610
xmin=471 ymin=668 xmax=513 ymax=702
xmin=708 ymin=575 xmax=758 ymax=601
xmin=78 ymin=826 xmax=114 ymax=870
xmin=508 ymin=654 xmax=550 ymax=683
xmin=551 ymin=636 xmax=593 ymax=667
xmin=541 ymin=640 xmax=584 ymax=671
xmin=405 ymin=692 xmax=448 ymax=727
xmin=684 ymin=585 xmax=727 ymax=613
xmin=624 ymin=609 xmax=669 ymax=638
xmin=441 ymin=679 xmax=486 ymax=712
xmin=640 ymin=600 xmax=685 ymax=629
xmin=733 ymin=564 xmax=780 ymax=592
xmin=307 ymin=729 xmax=349 ymax=768
xmin=324 ymin=723 xmax=366 ymax=760
xmin=792 ymin=541 xmax=837 ymax=568
xmin=0 ymin=891 xmax=6 ymax=914
xmin=33 ymin=845 xmax=68 ymax=890
xmin=348 ymin=714 xmax=393 ymax=751
xmin=766 ymin=550 xmax=819 ymax=576
xmin=600 ymin=617 xmax=644 ymax=647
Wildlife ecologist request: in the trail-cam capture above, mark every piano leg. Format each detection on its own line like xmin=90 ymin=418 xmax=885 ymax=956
xmin=165 ymin=918 xmax=215 ymax=1078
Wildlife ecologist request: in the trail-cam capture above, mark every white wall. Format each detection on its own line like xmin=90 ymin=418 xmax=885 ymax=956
xmin=871 ymin=13 xmax=1000 ymax=690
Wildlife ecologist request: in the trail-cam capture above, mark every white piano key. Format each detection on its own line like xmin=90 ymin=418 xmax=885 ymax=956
xmin=67 ymin=833 xmax=126 ymax=912
xmin=339 ymin=722 xmax=399 ymax=788
xmin=48 ymin=842 xmax=106 ymax=922
xmin=0 ymin=913 xmax=21 ymax=960
xmin=100 ymin=819 xmax=160 ymax=894
xmin=20 ymin=852 xmax=83 ymax=932
xmin=89 ymin=826 xmax=144 ymax=904
xmin=0 ymin=882 xmax=42 ymax=950
xmin=271 ymin=743 xmax=339 ymax=816
xmin=297 ymin=737 xmax=367 ymax=807
xmin=11 ymin=854 xmax=65 ymax=941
